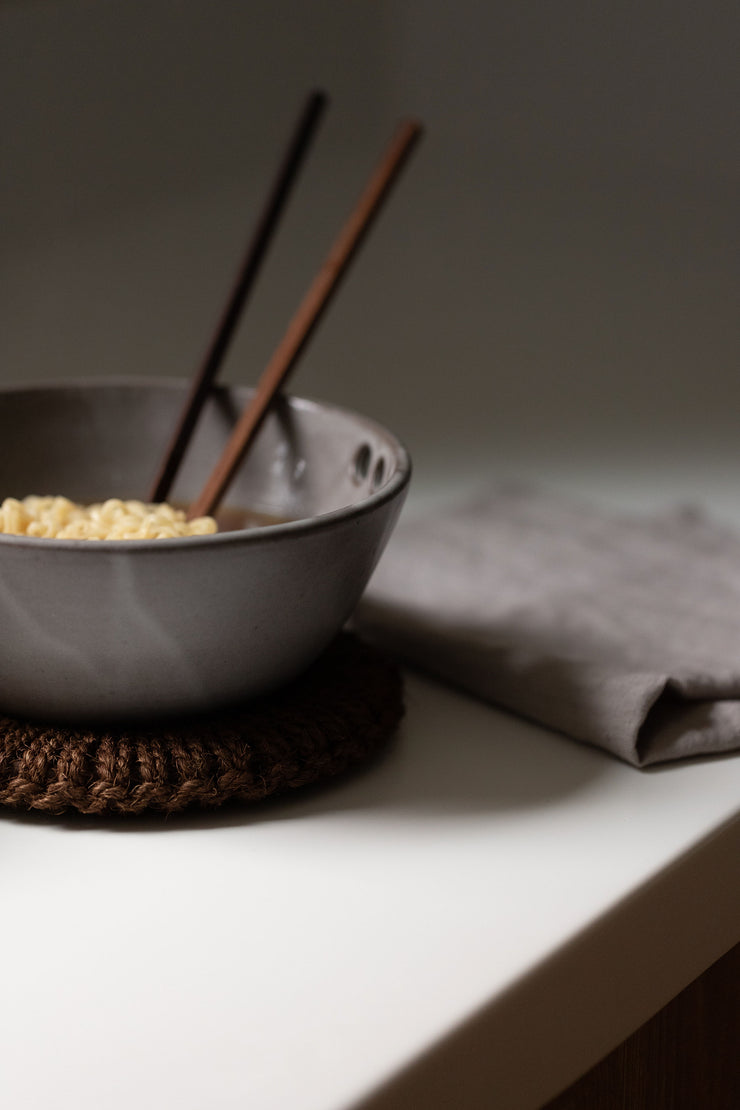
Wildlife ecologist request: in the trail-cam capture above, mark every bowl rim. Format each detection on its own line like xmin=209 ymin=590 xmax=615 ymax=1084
xmin=0 ymin=376 xmax=412 ymax=553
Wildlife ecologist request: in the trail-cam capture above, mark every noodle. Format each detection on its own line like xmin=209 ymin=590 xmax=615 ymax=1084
xmin=0 ymin=496 xmax=217 ymax=540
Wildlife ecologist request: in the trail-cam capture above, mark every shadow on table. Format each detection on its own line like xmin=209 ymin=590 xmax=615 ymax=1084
xmin=0 ymin=671 xmax=615 ymax=834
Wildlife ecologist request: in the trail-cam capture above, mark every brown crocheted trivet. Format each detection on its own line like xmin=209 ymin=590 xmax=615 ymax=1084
xmin=0 ymin=633 xmax=403 ymax=817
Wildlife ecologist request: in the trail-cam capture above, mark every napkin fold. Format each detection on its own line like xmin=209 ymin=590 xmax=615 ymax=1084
xmin=356 ymin=485 xmax=740 ymax=766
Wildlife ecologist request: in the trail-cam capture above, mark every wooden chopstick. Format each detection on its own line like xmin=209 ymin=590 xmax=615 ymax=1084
xmin=148 ymin=89 xmax=328 ymax=503
xmin=187 ymin=118 xmax=423 ymax=520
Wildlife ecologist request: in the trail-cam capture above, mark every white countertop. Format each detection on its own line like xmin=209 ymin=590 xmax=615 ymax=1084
xmin=3 ymin=507 xmax=740 ymax=1109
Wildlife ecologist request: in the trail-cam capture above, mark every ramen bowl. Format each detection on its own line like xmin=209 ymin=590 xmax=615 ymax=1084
xmin=0 ymin=378 xmax=410 ymax=722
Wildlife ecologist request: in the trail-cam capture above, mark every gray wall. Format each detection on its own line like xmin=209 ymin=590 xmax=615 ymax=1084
xmin=2 ymin=1 xmax=738 ymax=494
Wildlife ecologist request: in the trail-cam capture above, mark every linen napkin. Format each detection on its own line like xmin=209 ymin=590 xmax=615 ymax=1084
xmin=356 ymin=485 xmax=740 ymax=766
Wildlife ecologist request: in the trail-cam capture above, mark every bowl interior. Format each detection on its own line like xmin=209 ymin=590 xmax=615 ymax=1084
xmin=0 ymin=379 xmax=409 ymax=528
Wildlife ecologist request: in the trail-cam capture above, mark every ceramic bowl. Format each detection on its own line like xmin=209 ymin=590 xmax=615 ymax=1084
xmin=0 ymin=378 xmax=410 ymax=722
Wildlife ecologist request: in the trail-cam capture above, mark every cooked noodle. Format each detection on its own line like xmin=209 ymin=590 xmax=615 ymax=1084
xmin=0 ymin=496 xmax=217 ymax=540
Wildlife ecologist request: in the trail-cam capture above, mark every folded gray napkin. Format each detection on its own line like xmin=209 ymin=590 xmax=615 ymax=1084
xmin=356 ymin=485 xmax=740 ymax=766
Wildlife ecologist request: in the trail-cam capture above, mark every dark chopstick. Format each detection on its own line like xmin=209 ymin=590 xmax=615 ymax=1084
xmin=187 ymin=118 xmax=423 ymax=520
xmin=148 ymin=89 xmax=328 ymax=503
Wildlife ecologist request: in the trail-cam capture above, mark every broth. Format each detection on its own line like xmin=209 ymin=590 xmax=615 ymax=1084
xmin=211 ymin=505 xmax=293 ymax=532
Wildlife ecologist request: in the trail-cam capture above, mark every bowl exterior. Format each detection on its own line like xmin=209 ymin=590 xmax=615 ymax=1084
xmin=0 ymin=381 xmax=409 ymax=722
xmin=0 ymin=492 xmax=407 ymax=722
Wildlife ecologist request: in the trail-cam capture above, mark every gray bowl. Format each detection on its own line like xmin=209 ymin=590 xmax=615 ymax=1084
xmin=0 ymin=378 xmax=410 ymax=722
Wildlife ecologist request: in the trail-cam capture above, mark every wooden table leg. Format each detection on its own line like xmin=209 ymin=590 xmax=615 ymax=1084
xmin=543 ymin=942 xmax=740 ymax=1109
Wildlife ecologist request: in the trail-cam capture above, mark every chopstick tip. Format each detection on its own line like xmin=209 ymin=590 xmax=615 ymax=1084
xmin=308 ymin=88 xmax=330 ymax=109
xmin=404 ymin=118 xmax=425 ymax=139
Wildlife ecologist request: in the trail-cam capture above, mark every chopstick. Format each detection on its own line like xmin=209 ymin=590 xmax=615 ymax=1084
xmin=148 ymin=89 xmax=328 ymax=503
xmin=187 ymin=118 xmax=423 ymax=520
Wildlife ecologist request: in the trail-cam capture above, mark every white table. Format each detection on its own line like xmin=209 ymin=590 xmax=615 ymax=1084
xmin=3 ymin=475 xmax=740 ymax=1110
xmin=3 ymin=676 xmax=739 ymax=1110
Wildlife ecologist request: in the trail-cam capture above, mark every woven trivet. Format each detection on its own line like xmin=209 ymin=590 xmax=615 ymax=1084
xmin=0 ymin=633 xmax=403 ymax=817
